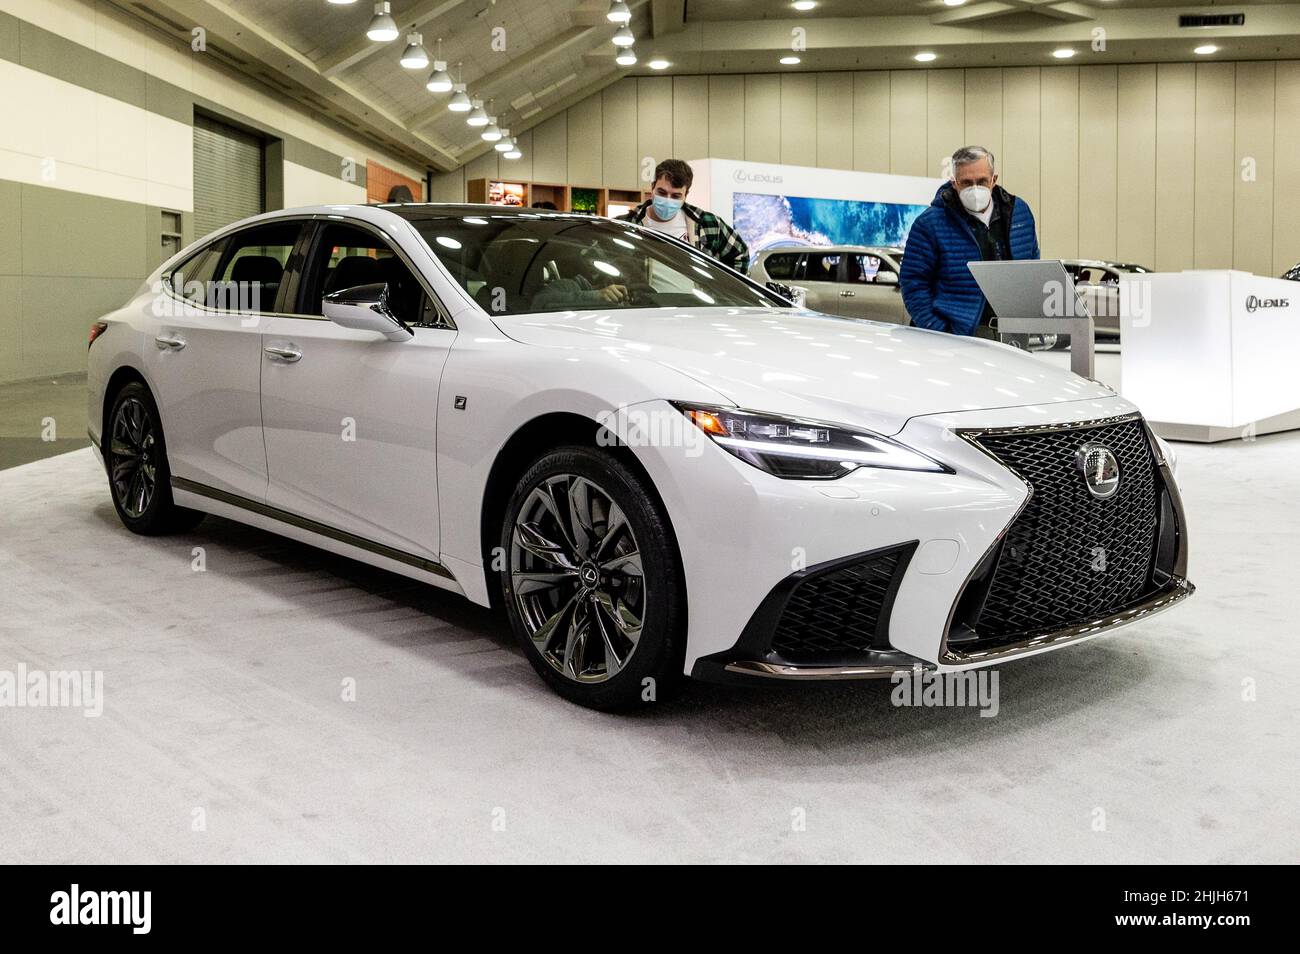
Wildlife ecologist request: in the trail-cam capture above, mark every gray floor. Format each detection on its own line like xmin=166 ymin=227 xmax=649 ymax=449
xmin=1 ymin=424 xmax=1298 ymax=863
xmin=0 ymin=372 xmax=89 ymax=471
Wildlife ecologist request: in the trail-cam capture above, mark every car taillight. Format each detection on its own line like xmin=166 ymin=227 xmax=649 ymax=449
xmin=88 ymin=322 xmax=108 ymax=348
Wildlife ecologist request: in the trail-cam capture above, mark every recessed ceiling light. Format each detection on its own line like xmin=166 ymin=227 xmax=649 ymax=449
xmin=1052 ymin=48 xmax=1076 ymax=59
xmin=780 ymin=55 xmax=801 ymax=65
xmin=1194 ymin=44 xmax=1218 ymax=55
xmin=792 ymin=1 xmax=816 ymax=10
xmin=365 ymin=2 xmax=399 ymax=42
xmin=914 ymin=52 xmax=937 ymax=62
xmin=648 ymin=58 xmax=670 ymax=70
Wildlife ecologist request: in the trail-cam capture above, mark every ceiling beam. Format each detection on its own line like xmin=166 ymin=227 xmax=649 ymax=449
xmin=650 ymin=0 xmax=686 ymax=38
xmin=316 ymin=0 xmax=473 ymax=78
xmin=452 ymin=68 xmax=624 ymax=168
xmin=122 ymin=0 xmax=462 ymax=169
xmin=408 ymin=24 xmax=597 ymax=131
xmin=930 ymin=2 xmax=1022 ymax=25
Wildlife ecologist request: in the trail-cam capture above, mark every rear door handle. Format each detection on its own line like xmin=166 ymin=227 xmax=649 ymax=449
xmin=154 ymin=333 xmax=186 ymax=351
xmin=263 ymin=344 xmax=302 ymax=363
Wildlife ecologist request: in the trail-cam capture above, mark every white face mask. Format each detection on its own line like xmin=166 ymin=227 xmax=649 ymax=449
xmin=959 ymin=184 xmax=992 ymax=214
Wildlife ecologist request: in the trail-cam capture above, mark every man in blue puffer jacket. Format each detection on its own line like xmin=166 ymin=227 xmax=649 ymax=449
xmin=900 ymin=145 xmax=1040 ymax=339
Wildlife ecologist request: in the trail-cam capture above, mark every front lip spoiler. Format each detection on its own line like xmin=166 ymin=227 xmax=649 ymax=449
xmin=938 ymin=575 xmax=1194 ymax=666
xmin=723 ymin=658 xmax=933 ymax=681
xmin=713 ymin=577 xmax=1193 ymax=681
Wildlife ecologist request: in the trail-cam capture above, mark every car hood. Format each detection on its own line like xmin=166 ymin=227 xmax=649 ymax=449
xmin=494 ymin=307 xmax=1111 ymax=435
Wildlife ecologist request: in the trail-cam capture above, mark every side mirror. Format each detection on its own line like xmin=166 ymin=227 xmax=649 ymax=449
xmin=766 ymin=281 xmax=808 ymax=308
xmin=876 ymin=271 xmax=899 ymax=286
xmin=322 ymin=283 xmax=413 ymax=342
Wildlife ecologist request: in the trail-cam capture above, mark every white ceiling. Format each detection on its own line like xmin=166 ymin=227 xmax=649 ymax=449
xmin=117 ymin=0 xmax=1300 ymax=171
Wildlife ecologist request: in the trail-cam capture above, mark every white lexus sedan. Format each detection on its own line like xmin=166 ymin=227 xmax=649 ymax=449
xmin=86 ymin=203 xmax=1192 ymax=710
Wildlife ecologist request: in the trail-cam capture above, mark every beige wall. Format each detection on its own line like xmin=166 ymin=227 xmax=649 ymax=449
xmin=436 ymin=64 xmax=1300 ymax=275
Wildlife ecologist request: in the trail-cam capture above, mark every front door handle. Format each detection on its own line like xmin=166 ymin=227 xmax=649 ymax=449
xmin=840 ymin=290 xmax=856 ymax=298
xmin=154 ymin=333 xmax=186 ymax=351
xmin=263 ymin=344 xmax=303 ymax=363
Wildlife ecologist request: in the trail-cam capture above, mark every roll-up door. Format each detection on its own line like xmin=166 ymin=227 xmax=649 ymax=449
xmin=192 ymin=113 xmax=264 ymax=239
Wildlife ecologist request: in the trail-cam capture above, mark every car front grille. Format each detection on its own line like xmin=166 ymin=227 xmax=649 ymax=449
xmin=770 ymin=547 xmax=907 ymax=659
xmin=958 ymin=416 xmax=1161 ymax=647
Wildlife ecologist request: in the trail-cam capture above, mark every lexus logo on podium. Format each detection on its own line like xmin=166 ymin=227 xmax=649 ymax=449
xmin=1246 ymin=295 xmax=1290 ymax=313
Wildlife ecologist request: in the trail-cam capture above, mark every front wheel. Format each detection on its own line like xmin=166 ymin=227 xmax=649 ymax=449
xmin=500 ymin=446 xmax=686 ymax=710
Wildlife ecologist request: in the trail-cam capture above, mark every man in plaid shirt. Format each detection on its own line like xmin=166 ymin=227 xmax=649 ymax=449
xmin=617 ymin=159 xmax=750 ymax=274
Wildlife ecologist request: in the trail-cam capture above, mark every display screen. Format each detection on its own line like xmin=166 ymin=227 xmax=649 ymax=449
xmin=487 ymin=181 xmax=526 ymax=206
xmin=732 ymin=191 xmax=928 ymax=266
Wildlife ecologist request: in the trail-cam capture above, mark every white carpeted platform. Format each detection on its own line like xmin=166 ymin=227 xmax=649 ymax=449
xmin=1 ymin=441 xmax=1297 ymax=864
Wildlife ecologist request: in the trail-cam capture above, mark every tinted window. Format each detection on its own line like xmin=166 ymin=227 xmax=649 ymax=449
xmin=209 ymin=221 xmax=302 ymax=313
xmin=409 ymin=214 xmax=785 ymax=315
xmin=803 ymin=253 xmax=842 ymax=282
xmin=846 ymin=253 xmax=897 ymax=284
xmin=166 ymin=241 xmax=224 ymax=305
xmin=763 ymin=253 xmax=800 ymax=280
xmin=298 ymin=223 xmax=441 ymax=328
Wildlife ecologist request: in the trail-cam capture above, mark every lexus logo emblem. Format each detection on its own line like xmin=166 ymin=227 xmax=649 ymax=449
xmin=1075 ymin=444 xmax=1120 ymax=499
xmin=1245 ymin=295 xmax=1290 ymax=313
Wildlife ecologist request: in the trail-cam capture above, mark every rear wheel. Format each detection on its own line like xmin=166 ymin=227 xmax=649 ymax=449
xmin=106 ymin=381 xmax=204 ymax=535
xmin=500 ymin=446 xmax=685 ymax=711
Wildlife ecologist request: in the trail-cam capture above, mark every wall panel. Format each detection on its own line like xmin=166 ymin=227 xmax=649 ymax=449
xmin=889 ymin=70 xmax=927 ymax=176
xmin=1154 ymin=63 xmax=1196 ymax=270
xmin=1193 ymin=62 xmax=1236 ymax=268
xmin=816 ymin=72 xmax=853 ymax=170
xmin=673 ymin=75 xmax=710 ymax=165
xmin=852 ymin=71 xmax=890 ymax=173
xmin=1233 ymin=62 xmax=1275 ymax=276
xmin=1116 ymin=64 xmax=1158 ymax=267
xmin=744 ymin=74 xmax=780 ymax=163
xmin=1078 ymin=65 xmax=1118 ymax=261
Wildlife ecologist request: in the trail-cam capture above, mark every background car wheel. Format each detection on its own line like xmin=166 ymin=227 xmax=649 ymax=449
xmin=106 ymin=381 xmax=204 ymax=536
xmin=500 ymin=446 xmax=686 ymax=711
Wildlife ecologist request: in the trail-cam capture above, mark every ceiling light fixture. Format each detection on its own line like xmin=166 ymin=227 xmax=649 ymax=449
xmin=792 ymin=1 xmax=816 ymax=10
xmin=466 ymin=99 xmax=488 ymax=126
xmin=616 ymin=46 xmax=637 ymax=66
xmin=647 ymin=58 xmax=670 ymax=70
xmin=607 ymin=0 xmax=632 ymax=23
xmin=612 ymin=25 xmax=635 ymax=47
xmin=943 ymin=0 xmax=966 ymax=6
xmin=448 ymin=65 xmax=471 ymax=111
xmin=780 ymin=55 xmax=800 ymax=65
xmin=504 ymin=140 xmax=522 ymax=160
xmin=495 ymin=128 xmax=514 ymax=151
xmin=366 ymin=2 xmax=399 ymax=42
xmin=327 ymin=0 xmax=357 ymax=5
xmin=1194 ymin=44 xmax=1219 ymax=55
xmin=399 ymin=32 xmax=428 ymax=69
xmin=1052 ymin=48 xmax=1076 ymax=59
xmin=481 ymin=103 xmax=501 ymax=141
xmin=914 ymin=51 xmax=937 ymax=62
xmin=426 ymin=39 xmax=451 ymax=92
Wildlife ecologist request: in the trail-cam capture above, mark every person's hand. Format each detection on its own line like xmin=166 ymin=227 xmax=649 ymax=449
xmin=597 ymin=284 xmax=628 ymax=303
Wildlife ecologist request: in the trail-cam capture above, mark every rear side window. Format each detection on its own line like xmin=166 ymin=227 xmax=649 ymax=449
xmin=763 ymin=253 xmax=799 ymax=280
xmin=207 ymin=221 xmax=303 ymax=313
xmin=167 ymin=241 xmax=224 ymax=305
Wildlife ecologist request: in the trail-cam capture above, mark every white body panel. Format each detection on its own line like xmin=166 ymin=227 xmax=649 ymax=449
xmin=86 ymin=204 xmax=1189 ymax=685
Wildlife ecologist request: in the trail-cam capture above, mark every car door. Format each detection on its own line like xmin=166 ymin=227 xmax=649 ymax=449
xmin=147 ymin=219 xmax=307 ymax=500
xmin=841 ymin=252 xmax=908 ymax=324
xmin=258 ymin=218 xmax=456 ymax=561
xmin=797 ymin=251 xmax=847 ymax=315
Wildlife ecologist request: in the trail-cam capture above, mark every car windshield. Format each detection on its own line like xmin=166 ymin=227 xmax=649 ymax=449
xmin=403 ymin=212 xmax=787 ymax=316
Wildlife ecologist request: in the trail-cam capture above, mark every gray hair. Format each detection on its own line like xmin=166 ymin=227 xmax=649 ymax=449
xmin=951 ymin=145 xmax=995 ymax=175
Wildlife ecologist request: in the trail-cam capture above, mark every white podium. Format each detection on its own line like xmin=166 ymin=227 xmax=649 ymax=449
xmin=1121 ymin=270 xmax=1300 ymax=442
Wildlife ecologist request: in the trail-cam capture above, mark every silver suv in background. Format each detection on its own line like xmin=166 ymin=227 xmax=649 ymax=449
xmin=1062 ymin=259 xmax=1152 ymax=341
xmin=752 ymin=246 xmax=908 ymax=324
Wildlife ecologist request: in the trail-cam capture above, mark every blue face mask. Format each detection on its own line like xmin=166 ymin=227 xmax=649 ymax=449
xmin=652 ymin=194 xmax=683 ymax=219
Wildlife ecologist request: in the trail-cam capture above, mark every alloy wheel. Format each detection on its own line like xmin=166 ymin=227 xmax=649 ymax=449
xmin=109 ymin=397 xmax=158 ymax=519
xmin=509 ymin=473 xmax=645 ymax=683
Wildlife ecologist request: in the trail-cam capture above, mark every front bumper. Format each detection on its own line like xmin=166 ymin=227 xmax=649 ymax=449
xmin=673 ymin=402 xmax=1192 ymax=683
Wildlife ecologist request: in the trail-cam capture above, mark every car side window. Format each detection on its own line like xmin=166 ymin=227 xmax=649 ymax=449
xmin=846 ymin=254 xmax=897 ymax=284
xmin=166 ymin=241 xmax=224 ymax=305
xmin=298 ymin=223 xmax=443 ymax=329
xmin=208 ymin=221 xmax=303 ymax=314
xmin=763 ymin=253 xmax=798 ymax=280
xmin=804 ymin=253 xmax=841 ymax=282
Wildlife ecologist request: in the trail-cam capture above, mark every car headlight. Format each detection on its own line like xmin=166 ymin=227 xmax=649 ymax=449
xmin=673 ymin=403 xmax=948 ymax=479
